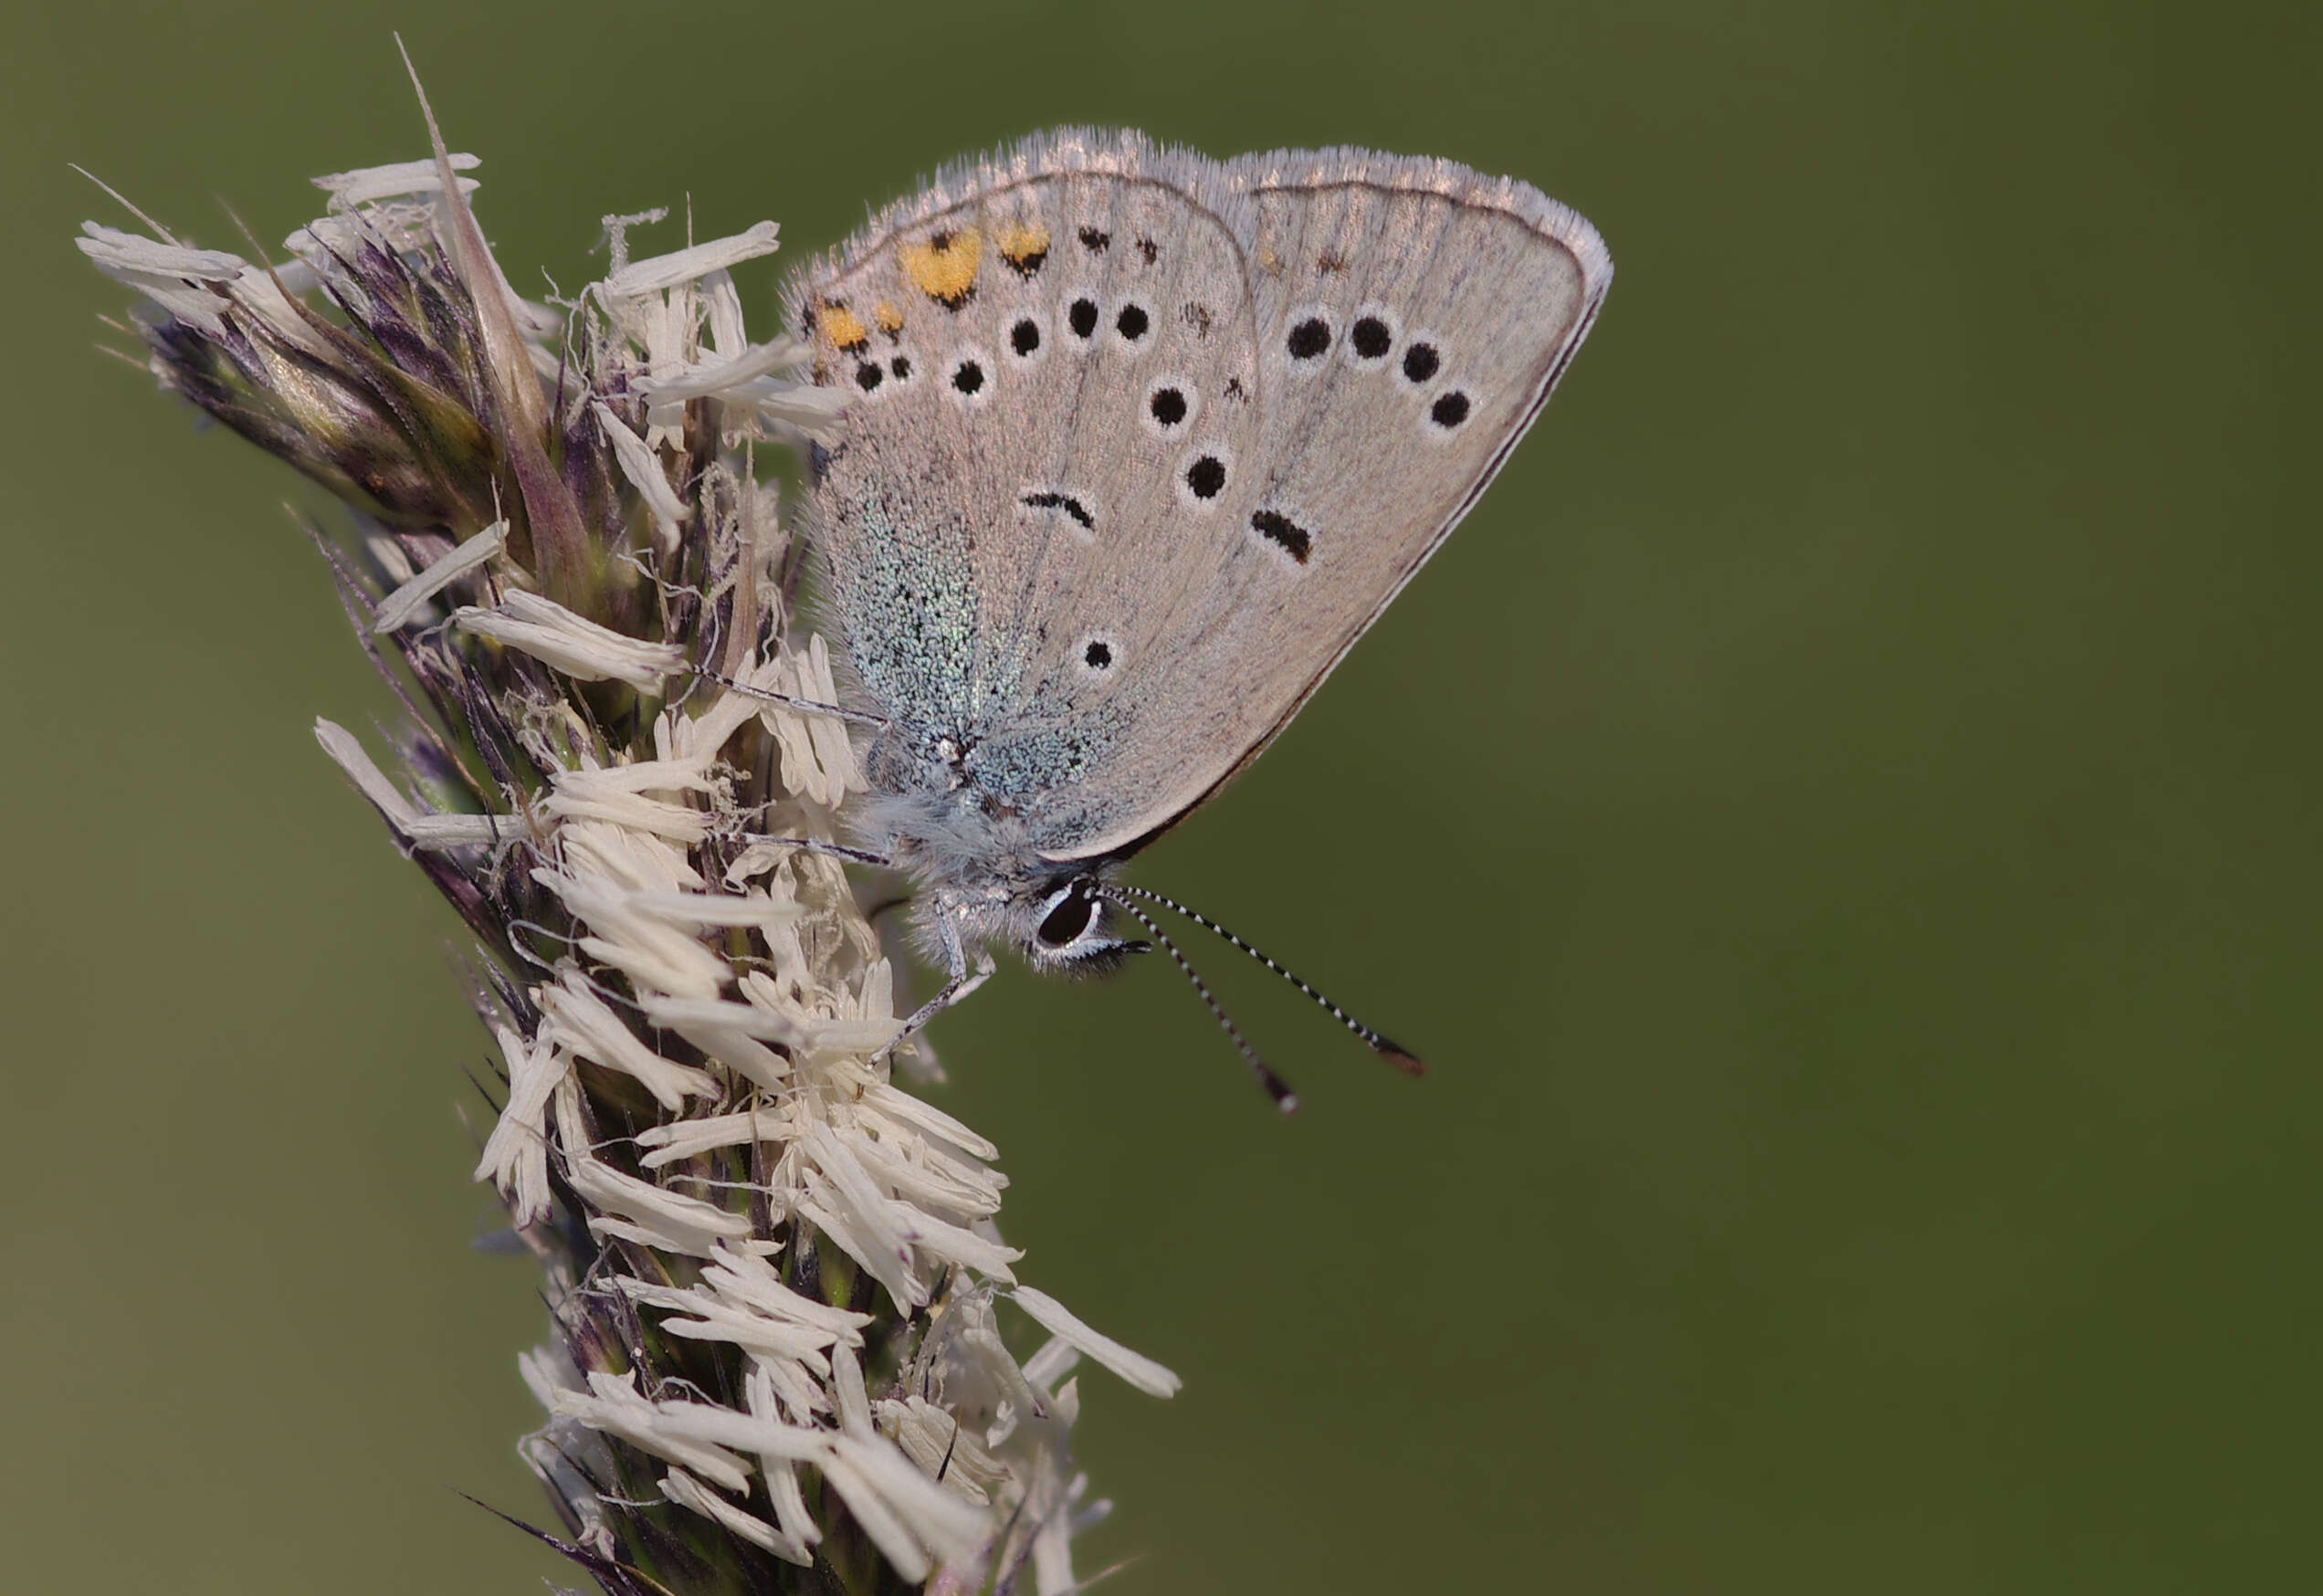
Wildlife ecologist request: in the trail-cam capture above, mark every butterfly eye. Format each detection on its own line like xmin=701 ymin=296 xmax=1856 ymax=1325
xmin=1035 ymin=885 xmax=1098 ymax=948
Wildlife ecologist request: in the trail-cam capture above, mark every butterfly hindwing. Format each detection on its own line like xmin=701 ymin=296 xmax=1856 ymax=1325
xmin=794 ymin=131 xmax=1608 ymax=864
xmin=798 ymin=143 xmax=1264 ymax=853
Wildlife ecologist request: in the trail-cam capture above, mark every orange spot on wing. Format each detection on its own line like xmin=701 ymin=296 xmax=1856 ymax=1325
xmin=874 ymin=301 xmax=905 ymax=334
xmin=816 ymin=305 xmax=869 ymax=351
xmin=997 ymin=220 xmax=1052 ymax=275
xmin=899 ymin=227 xmax=983 ymax=307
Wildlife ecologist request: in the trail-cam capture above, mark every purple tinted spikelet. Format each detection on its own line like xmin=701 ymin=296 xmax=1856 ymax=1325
xmin=83 ymin=116 xmax=1168 ymax=1594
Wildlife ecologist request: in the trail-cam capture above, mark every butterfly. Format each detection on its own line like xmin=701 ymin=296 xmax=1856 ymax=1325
xmin=783 ymin=130 xmax=1610 ymax=1101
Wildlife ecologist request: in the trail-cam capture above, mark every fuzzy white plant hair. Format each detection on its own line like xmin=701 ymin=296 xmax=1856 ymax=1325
xmin=81 ymin=79 xmax=1173 ymax=1594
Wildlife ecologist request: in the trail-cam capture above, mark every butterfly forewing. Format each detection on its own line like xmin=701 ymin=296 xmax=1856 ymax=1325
xmin=793 ymin=131 xmax=1608 ymax=867
xmin=1058 ymin=152 xmax=1607 ymax=856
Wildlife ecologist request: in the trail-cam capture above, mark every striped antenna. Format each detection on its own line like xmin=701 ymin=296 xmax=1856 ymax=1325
xmin=1109 ymin=885 xmax=1425 ymax=1076
xmin=1102 ymin=893 xmax=1298 ymax=1112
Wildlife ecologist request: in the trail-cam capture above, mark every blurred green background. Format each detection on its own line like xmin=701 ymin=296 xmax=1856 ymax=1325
xmin=6 ymin=0 xmax=2315 ymax=1590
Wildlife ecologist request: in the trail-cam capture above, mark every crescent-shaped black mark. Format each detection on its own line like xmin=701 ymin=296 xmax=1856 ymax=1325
xmin=1251 ymin=509 xmax=1312 ymax=563
xmin=1022 ymin=491 xmax=1094 ymax=530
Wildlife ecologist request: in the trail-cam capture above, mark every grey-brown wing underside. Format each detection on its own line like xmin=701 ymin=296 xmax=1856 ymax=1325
xmin=794 ymin=134 xmax=1267 ymax=855
xmin=793 ymin=131 xmax=1609 ymax=863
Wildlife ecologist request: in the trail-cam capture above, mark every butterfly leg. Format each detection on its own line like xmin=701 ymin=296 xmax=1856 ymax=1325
xmin=737 ymin=832 xmax=894 ymax=867
xmin=873 ymin=903 xmax=993 ymax=1063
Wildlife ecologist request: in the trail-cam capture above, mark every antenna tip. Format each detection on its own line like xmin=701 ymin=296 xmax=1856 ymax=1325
xmin=1373 ymin=1037 xmax=1427 ymax=1076
xmin=1276 ymin=1092 xmax=1301 ymax=1115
